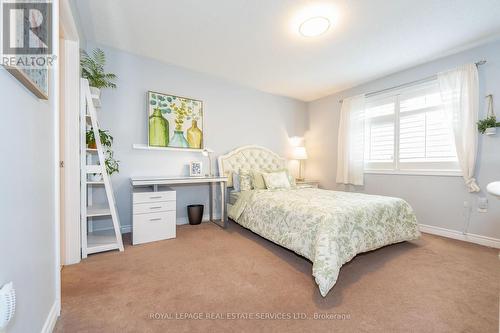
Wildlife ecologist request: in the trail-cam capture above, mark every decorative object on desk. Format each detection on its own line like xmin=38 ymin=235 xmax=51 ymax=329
xmin=85 ymin=128 xmax=120 ymax=175
xmin=292 ymin=146 xmax=308 ymax=181
xmin=148 ymin=91 xmax=203 ymax=149
xmin=477 ymin=95 xmax=499 ymax=135
xmin=190 ymin=161 xmax=203 ymax=177
xmin=187 ymin=204 xmax=204 ymax=225
xmin=80 ymin=48 xmax=117 ymax=98
xmin=202 ymin=147 xmax=214 ymax=176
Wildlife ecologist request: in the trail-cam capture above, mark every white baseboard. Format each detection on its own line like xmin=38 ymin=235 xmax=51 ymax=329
xmin=419 ymin=224 xmax=500 ymax=249
xmin=176 ymin=213 xmax=220 ymax=225
xmin=120 ymin=225 xmax=132 ymax=233
xmin=40 ymin=300 xmax=59 ymax=333
xmin=95 ymin=214 xmax=221 ymax=234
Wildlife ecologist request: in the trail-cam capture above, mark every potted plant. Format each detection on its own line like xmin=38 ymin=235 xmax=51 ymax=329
xmin=86 ymin=128 xmax=120 ymax=178
xmin=86 ymin=128 xmax=113 ymax=149
xmin=88 ymin=152 xmax=119 ymax=182
xmin=80 ymin=48 xmax=117 ymax=98
xmin=477 ymin=116 xmax=500 ymax=136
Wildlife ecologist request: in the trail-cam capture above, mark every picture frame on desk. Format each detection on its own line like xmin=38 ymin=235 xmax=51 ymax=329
xmin=189 ymin=161 xmax=203 ymax=177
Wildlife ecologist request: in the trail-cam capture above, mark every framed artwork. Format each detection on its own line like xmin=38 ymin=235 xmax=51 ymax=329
xmin=189 ymin=161 xmax=203 ymax=177
xmin=5 ymin=67 xmax=49 ymax=99
xmin=2 ymin=2 xmax=52 ymax=99
xmin=148 ymin=91 xmax=203 ymax=149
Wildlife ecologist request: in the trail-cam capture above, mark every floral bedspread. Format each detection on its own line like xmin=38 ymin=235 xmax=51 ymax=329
xmin=229 ymin=188 xmax=420 ymax=297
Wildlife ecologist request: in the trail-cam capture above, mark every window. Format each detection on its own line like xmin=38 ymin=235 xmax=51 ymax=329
xmin=364 ymin=80 xmax=460 ymax=175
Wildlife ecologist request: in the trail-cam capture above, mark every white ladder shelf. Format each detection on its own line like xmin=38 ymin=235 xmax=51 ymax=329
xmin=80 ymin=78 xmax=124 ymax=258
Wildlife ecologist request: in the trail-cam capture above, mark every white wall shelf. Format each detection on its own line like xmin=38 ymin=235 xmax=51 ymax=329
xmin=132 ymin=144 xmax=203 ymax=153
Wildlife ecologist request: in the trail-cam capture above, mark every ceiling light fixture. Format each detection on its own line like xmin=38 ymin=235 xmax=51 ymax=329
xmin=299 ymin=16 xmax=330 ymax=37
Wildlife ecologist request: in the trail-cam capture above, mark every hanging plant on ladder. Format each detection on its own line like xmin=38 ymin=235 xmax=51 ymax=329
xmin=86 ymin=128 xmax=120 ymax=177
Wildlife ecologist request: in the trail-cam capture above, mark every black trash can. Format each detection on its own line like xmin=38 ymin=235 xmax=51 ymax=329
xmin=187 ymin=204 xmax=204 ymax=225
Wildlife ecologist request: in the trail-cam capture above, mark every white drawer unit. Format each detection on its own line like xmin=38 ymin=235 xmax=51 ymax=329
xmin=133 ymin=201 xmax=176 ymax=215
xmin=133 ymin=188 xmax=176 ymax=245
xmin=133 ymin=190 xmax=176 ymax=204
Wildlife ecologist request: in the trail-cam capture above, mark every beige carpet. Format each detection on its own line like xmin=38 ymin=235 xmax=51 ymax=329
xmin=55 ymin=221 xmax=499 ymax=333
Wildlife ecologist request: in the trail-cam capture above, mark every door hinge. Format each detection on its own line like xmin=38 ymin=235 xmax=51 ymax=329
xmin=60 ymin=161 xmax=64 ymax=168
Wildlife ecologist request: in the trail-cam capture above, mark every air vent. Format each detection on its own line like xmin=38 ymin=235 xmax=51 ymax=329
xmin=0 ymin=282 xmax=16 ymax=330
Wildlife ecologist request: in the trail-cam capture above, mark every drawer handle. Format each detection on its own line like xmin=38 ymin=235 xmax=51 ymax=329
xmin=150 ymin=206 xmax=162 ymax=210
xmin=150 ymin=196 xmax=162 ymax=199
xmin=149 ymin=218 xmax=162 ymax=222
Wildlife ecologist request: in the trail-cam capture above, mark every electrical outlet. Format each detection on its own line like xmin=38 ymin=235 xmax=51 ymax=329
xmin=478 ymin=197 xmax=488 ymax=213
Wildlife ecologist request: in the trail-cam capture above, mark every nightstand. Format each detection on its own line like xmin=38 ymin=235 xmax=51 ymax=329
xmin=295 ymin=180 xmax=319 ymax=188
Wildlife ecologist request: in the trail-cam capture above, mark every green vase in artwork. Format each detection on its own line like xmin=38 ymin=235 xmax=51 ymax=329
xmin=149 ymin=108 xmax=169 ymax=147
xmin=187 ymin=120 xmax=202 ymax=148
xmin=170 ymin=130 xmax=189 ymax=148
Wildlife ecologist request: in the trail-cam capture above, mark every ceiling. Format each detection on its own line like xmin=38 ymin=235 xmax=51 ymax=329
xmin=75 ymin=0 xmax=500 ymax=101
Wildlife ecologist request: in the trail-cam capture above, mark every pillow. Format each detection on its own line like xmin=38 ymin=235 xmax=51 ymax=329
xmin=252 ymin=169 xmax=296 ymax=189
xmin=262 ymin=171 xmax=291 ymax=190
xmin=232 ymin=172 xmax=241 ymax=192
xmin=224 ymin=171 xmax=233 ymax=187
xmin=251 ymin=171 xmax=267 ymax=190
xmin=239 ymin=169 xmax=253 ymax=191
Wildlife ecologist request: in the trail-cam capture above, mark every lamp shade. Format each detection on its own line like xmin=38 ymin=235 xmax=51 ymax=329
xmin=292 ymin=146 xmax=308 ymax=160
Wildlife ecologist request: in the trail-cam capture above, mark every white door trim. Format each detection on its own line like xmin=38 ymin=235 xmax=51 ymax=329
xmin=57 ymin=0 xmax=81 ymax=322
xmin=53 ymin=0 xmax=61 ymax=319
xmin=60 ymin=38 xmax=81 ymax=265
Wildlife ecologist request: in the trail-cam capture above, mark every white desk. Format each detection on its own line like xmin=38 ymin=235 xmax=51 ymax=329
xmin=131 ymin=176 xmax=228 ymax=228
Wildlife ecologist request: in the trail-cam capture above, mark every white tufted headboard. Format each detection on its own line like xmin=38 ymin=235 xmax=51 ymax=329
xmin=218 ymin=145 xmax=287 ymax=187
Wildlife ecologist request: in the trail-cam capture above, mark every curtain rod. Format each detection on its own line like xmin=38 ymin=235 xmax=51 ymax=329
xmin=338 ymin=60 xmax=487 ymax=103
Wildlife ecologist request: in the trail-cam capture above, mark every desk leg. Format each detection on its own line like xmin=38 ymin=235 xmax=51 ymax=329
xmin=221 ymin=182 xmax=226 ymax=226
xmin=211 ymin=181 xmax=227 ymax=228
xmin=209 ymin=182 xmax=214 ymax=221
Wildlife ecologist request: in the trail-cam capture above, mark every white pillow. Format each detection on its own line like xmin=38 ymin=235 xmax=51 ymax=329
xmin=232 ymin=172 xmax=241 ymax=192
xmin=262 ymin=171 xmax=291 ymax=190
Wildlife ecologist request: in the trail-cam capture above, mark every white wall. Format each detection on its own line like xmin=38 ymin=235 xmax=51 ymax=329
xmin=306 ymin=40 xmax=500 ymax=239
xmin=0 ymin=69 xmax=57 ymax=331
xmin=90 ymin=45 xmax=307 ymax=229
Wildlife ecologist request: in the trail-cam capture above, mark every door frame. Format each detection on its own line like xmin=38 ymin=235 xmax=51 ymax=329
xmin=57 ymin=2 xmax=81 ymax=319
xmin=59 ymin=0 xmax=81 ymax=265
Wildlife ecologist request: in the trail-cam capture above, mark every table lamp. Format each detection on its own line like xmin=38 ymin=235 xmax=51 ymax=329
xmin=292 ymin=146 xmax=308 ymax=181
xmin=202 ymin=147 xmax=214 ymax=176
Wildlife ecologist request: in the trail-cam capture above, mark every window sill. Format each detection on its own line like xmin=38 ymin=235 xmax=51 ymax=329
xmin=364 ymin=169 xmax=462 ymax=177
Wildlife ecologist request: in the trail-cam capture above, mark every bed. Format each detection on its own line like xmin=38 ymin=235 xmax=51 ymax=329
xmin=218 ymin=145 xmax=420 ymax=297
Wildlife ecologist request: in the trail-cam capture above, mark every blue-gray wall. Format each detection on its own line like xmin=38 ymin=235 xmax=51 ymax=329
xmin=90 ymin=44 xmax=307 ymax=229
xmin=307 ymin=40 xmax=500 ymax=239
xmin=0 ymin=69 xmax=57 ymax=331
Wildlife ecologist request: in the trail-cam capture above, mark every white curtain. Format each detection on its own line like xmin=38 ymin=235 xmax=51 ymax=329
xmin=336 ymin=94 xmax=365 ymax=186
xmin=438 ymin=63 xmax=480 ymax=192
